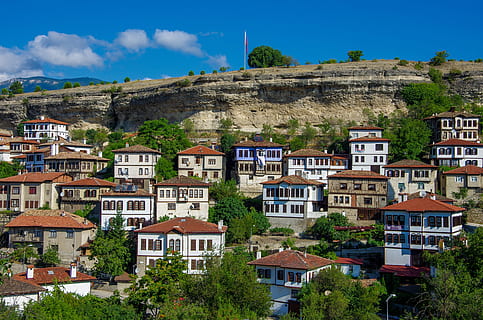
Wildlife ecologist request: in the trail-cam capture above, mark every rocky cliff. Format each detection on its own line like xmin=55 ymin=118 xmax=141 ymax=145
xmin=1 ymin=60 xmax=482 ymax=134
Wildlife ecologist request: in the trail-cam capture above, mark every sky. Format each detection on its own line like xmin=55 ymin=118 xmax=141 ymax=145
xmin=1 ymin=0 xmax=482 ymax=82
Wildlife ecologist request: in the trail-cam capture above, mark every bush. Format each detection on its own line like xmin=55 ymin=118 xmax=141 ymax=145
xmin=63 ymin=82 xmax=73 ymax=89
xmin=398 ymin=59 xmax=409 ymax=66
xmin=176 ymin=79 xmax=191 ymax=87
xmin=188 ymin=70 xmax=194 ymax=76
xmin=429 ymin=50 xmax=449 ymax=66
xmin=73 ymin=82 xmax=81 ymax=88
xmin=414 ymin=61 xmax=424 ymax=70
xmin=101 ymin=86 xmax=122 ymax=93
xmin=124 ymin=77 xmax=131 ymax=83
xmin=269 ymin=227 xmax=294 ymax=236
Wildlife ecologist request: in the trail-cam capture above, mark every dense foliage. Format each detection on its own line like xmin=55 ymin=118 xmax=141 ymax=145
xmin=248 ymin=46 xmax=284 ymax=68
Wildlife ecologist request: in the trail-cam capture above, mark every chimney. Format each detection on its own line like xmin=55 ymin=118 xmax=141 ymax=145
xmin=256 ymin=251 xmax=262 ymax=259
xmin=218 ymin=220 xmax=224 ymax=231
xmin=125 ymin=142 xmax=130 ymax=148
xmin=40 ymin=116 xmax=45 ymax=120
xmin=98 ymin=151 xmax=103 ymax=158
xmin=278 ymin=247 xmax=284 ymax=252
xmin=430 ymin=194 xmax=436 ymax=200
xmin=70 ymin=262 xmax=77 ymax=278
xmin=83 ymin=139 xmax=87 ymax=144
xmin=26 ymin=265 xmax=34 ymax=279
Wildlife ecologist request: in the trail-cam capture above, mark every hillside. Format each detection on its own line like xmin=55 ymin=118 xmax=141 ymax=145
xmin=0 ymin=60 xmax=482 ymax=134
xmin=0 ymin=77 xmax=103 ymax=93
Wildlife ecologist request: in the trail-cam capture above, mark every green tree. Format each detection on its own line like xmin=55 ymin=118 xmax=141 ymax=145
xmin=155 ymin=157 xmax=177 ymax=181
xmin=0 ymin=161 xmax=22 ymax=178
xmin=430 ymin=50 xmax=449 ymax=66
xmin=34 ymin=85 xmax=42 ymax=92
xmin=309 ymin=213 xmax=351 ymax=242
xmin=287 ymin=119 xmax=300 ymax=136
xmin=38 ymin=246 xmax=60 ymax=267
xmin=70 ymin=129 xmax=86 ymax=141
xmin=1 ymin=88 xmax=8 ymax=95
xmin=12 ymin=243 xmax=38 ymax=264
xmin=208 ymin=197 xmax=248 ymax=225
xmin=281 ymin=55 xmax=294 ymax=67
xmin=248 ymin=45 xmax=284 ymax=68
xmin=209 ymin=179 xmax=244 ymax=202
xmin=188 ymin=70 xmax=195 ymax=76
xmin=300 ymin=122 xmax=317 ymax=147
xmin=73 ymin=82 xmax=81 ymax=88
xmin=9 ymin=81 xmax=23 ymax=94
xmin=124 ymin=77 xmax=130 ymax=83
xmin=400 ymin=83 xmax=458 ymax=119
xmin=228 ymin=208 xmax=270 ymax=243
xmin=219 ymin=133 xmax=237 ymax=154
xmin=63 ymin=82 xmax=73 ymax=89
xmin=347 ymin=50 xmax=364 ymax=62
xmin=384 ymin=118 xmax=431 ymax=161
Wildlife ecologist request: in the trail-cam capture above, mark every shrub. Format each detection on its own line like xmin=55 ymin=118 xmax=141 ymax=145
xmin=398 ymin=59 xmax=409 ymax=66
xmin=242 ymin=71 xmax=252 ymax=78
xmin=101 ymin=86 xmax=122 ymax=93
xmin=475 ymin=58 xmax=483 ymax=63
xmin=124 ymin=77 xmax=131 ymax=83
xmin=188 ymin=70 xmax=194 ymax=76
xmin=73 ymin=82 xmax=81 ymax=88
xmin=63 ymin=82 xmax=73 ymax=89
xmin=212 ymin=70 xmax=218 ymax=74
xmin=269 ymin=227 xmax=294 ymax=236
xmin=414 ymin=61 xmax=424 ymax=70
xmin=392 ymin=65 xmax=398 ymax=70
xmin=200 ymin=70 xmax=205 ymax=75
xmin=176 ymin=79 xmax=191 ymax=87
xmin=429 ymin=50 xmax=449 ymax=66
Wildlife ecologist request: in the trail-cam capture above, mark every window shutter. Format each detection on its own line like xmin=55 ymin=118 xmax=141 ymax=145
xmin=148 ymin=239 xmax=153 ymax=250
xmin=191 ymin=239 xmax=196 ymax=251
xmin=141 ymin=239 xmax=146 ymax=250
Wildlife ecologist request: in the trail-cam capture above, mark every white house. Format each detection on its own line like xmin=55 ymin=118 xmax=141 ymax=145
xmin=155 ymin=176 xmax=210 ymax=221
xmin=261 ymin=175 xmax=325 ymax=233
xmin=334 ymin=257 xmax=363 ymax=278
xmin=0 ymin=278 xmax=45 ymax=310
xmin=248 ymin=250 xmax=334 ymax=316
xmin=134 ymin=217 xmax=227 ymax=276
xmin=100 ymin=185 xmax=155 ymax=231
xmin=177 ymin=145 xmax=225 ymax=182
xmin=23 ymin=116 xmax=70 ymax=142
xmin=348 ymin=126 xmax=389 ymax=174
xmin=382 ymin=197 xmax=464 ymax=267
xmin=429 ymin=138 xmax=483 ymax=167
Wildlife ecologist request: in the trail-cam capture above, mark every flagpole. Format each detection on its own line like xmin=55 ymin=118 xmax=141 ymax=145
xmin=244 ymin=31 xmax=247 ymax=70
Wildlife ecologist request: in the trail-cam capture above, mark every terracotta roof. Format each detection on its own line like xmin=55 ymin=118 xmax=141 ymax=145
xmin=135 ymin=217 xmax=227 ymax=234
xmin=443 ymin=165 xmax=483 ymax=175
xmin=335 ymin=257 xmax=364 ymax=265
xmin=112 ymin=145 xmax=161 ymax=154
xmin=9 ymin=138 xmax=39 ymax=145
xmin=6 ymin=210 xmax=95 ymax=229
xmin=424 ymin=111 xmax=480 ymax=119
xmin=248 ymin=250 xmax=334 ymax=270
xmin=45 ymin=152 xmax=109 ymax=161
xmin=11 ymin=155 xmax=26 ymax=159
xmin=13 ymin=267 xmax=95 ymax=286
xmin=407 ymin=192 xmax=454 ymax=203
xmin=349 ymin=137 xmax=390 ymax=142
xmin=384 ymin=159 xmax=437 ymax=168
xmin=434 ymin=139 xmax=482 ymax=146
xmin=328 ymin=170 xmax=389 ymax=180
xmin=59 ymin=177 xmax=117 ymax=187
xmin=284 ymin=149 xmax=332 ymax=158
xmin=114 ymin=272 xmax=132 ymax=283
xmin=155 ymin=175 xmax=210 ymax=187
xmin=178 ymin=145 xmax=224 ymax=155
xmin=232 ymin=140 xmax=284 ymax=148
xmin=22 ymin=118 xmax=70 ymax=125
xmin=348 ymin=126 xmax=383 ymax=130
xmin=0 ymin=277 xmax=45 ymax=296
xmin=0 ymin=172 xmax=68 ymax=183
xmin=261 ymin=175 xmax=324 ymax=185
xmin=379 ymin=265 xmax=430 ymax=278
xmin=40 ymin=137 xmax=93 ymax=148
xmin=102 ymin=189 xmax=155 ymax=197
xmin=381 ymin=197 xmax=464 ymax=212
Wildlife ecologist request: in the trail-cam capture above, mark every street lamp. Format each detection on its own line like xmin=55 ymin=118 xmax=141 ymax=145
xmin=386 ymin=293 xmax=396 ymax=320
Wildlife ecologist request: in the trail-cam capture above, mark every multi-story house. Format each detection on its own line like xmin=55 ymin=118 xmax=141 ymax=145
xmin=441 ymin=165 xmax=483 ymax=204
xmin=248 ymin=249 xmax=334 ymax=316
xmin=429 ymin=138 xmax=483 ymax=167
xmin=44 ymin=152 xmax=109 ymax=180
xmin=6 ymin=209 xmax=96 ymax=267
xmin=155 ymin=176 xmax=210 ymax=221
xmin=8 ymin=138 xmax=39 ymax=157
xmin=135 ymin=217 xmax=226 ymax=276
xmin=22 ymin=116 xmax=70 ymax=142
xmin=100 ymin=184 xmax=155 ymax=231
xmin=261 ymin=175 xmax=325 ymax=233
xmin=283 ymin=148 xmax=348 ymax=184
xmin=0 ymin=172 xmax=72 ymax=212
xmin=232 ymin=136 xmax=284 ymax=196
xmin=348 ymin=126 xmax=389 ymax=174
xmin=58 ymin=177 xmax=117 ymax=216
xmin=424 ymin=110 xmax=480 ymax=143
xmin=177 ymin=145 xmax=225 ymax=182
xmin=327 ymin=170 xmax=388 ymax=224
xmin=383 ymin=160 xmax=438 ymax=202
xmin=382 ymin=197 xmax=463 ymax=267
xmin=112 ymin=144 xmax=162 ymax=191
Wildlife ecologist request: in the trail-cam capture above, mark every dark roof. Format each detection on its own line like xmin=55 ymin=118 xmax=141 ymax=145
xmin=379 ymin=265 xmax=430 ymax=277
xmin=155 ymin=175 xmax=210 ymax=187
xmin=6 ymin=210 xmax=95 ymax=229
xmin=335 ymin=257 xmax=364 ymax=265
xmin=0 ymin=277 xmax=45 ymax=296
xmin=45 ymin=152 xmax=109 ymax=161
xmin=261 ymin=175 xmax=324 ymax=186
xmin=248 ymin=250 xmax=333 ymax=270
xmin=59 ymin=177 xmax=117 ymax=187
xmin=284 ymin=149 xmax=332 ymax=158
xmin=443 ymin=165 xmax=483 ymax=175
xmin=178 ymin=145 xmax=224 ymax=155
xmin=381 ymin=197 xmax=464 ymax=212
xmin=424 ymin=111 xmax=480 ymax=120
xmin=328 ymin=170 xmax=389 ymax=180
xmin=433 ymin=139 xmax=482 ymax=146
xmin=135 ymin=217 xmax=227 ymax=234
xmin=384 ymin=159 xmax=437 ymax=168
xmin=112 ymin=145 xmax=161 ymax=154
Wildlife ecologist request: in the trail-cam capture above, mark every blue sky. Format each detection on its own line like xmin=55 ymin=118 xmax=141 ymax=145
xmin=1 ymin=0 xmax=482 ymax=82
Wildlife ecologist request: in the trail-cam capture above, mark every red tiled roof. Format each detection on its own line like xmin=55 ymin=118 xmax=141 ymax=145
xmin=407 ymin=192 xmax=454 ymax=203
xmin=178 ymin=145 xmax=224 ymax=155
xmin=434 ymin=139 xmax=482 ymax=146
xmin=112 ymin=145 xmax=161 ymax=154
xmin=40 ymin=137 xmax=93 ymax=148
xmin=379 ymin=265 xmax=430 ymax=278
xmin=0 ymin=278 xmax=45 ymax=296
xmin=284 ymin=149 xmax=332 ymax=158
xmin=155 ymin=175 xmax=210 ymax=187
xmin=384 ymin=159 xmax=437 ymax=168
xmin=261 ymin=175 xmax=324 ymax=185
xmin=9 ymin=138 xmax=40 ymax=145
xmin=59 ymin=177 xmax=117 ymax=187
xmin=45 ymin=152 xmax=109 ymax=161
xmin=328 ymin=170 xmax=389 ymax=180
xmin=349 ymin=137 xmax=390 ymax=142
xmin=23 ymin=118 xmax=69 ymax=125
xmin=348 ymin=126 xmax=383 ymax=130
xmin=335 ymin=257 xmax=364 ymax=265
xmin=13 ymin=267 xmax=95 ymax=286
xmin=135 ymin=217 xmax=227 ymax=234
xmin=6 ymin=210 xmax=95 ymax=229
xmin=248 ymin=250 xmax=334 ymax=270
xmin=423 ymin=111 xmax=480 ymax=120
xmin=232 ymin=140 xmax=284 ymax=148
xmin=102 ymin=189 xmax=155 ymax=197
xmin=381 ymin=197 xmax=464 ymax=212
xmin=443 ymin=165 xmax=483 ymax=175
xmin=0 ymin=172 xmax=69 ymax=183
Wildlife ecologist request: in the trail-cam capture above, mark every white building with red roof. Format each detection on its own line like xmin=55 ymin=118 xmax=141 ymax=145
xmin=334 ymin=257 xmax=364 ymax=278
xmin=424 ymin=110 xmax=480 ymax=143
xmin=177 ymin=145 xmax=225 ymax=182
xmin=348 ymin=126 xmax=389 ymax=174
xmin=261 ymin=175 xmax=325 ymax=233
xmin=442 ymin=165 xmax=483 ymax=204
xmin=429 ymin=138 xmax=483 ymax=167
xmin=22 ymin=116 xmax=70 ymax=142
xmin=248 ymin=249 xmax=334 ymax=316
xmin=135 ymin=217 xmax=227 ymax=275
xmin=381 ymin=197 xmax=464 ymax=267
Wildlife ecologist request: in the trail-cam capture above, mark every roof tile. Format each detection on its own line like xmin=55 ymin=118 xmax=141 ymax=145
xmin=248 ymin=250 xmax=333 ymax=270
xmin=381 ymin=197 xmax=464 ymax=212
xmin=6 ymin=210 xmax=96 ymax=229
xmin=135 ymin=217 xmax=227 ymax=234
xmin=112 ymin=145 xmax=161 ymax=154
xmin=178 ymin=145 xmax=224 ymax=155
xmin=13 ymin=267 xmax=95 ymax=286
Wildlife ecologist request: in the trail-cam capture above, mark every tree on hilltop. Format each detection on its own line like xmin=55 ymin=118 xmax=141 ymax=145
xmin=347 ymin=50 xmax=364 ymax=62
xmin=248 ymin=46 xmax=284 ymax=68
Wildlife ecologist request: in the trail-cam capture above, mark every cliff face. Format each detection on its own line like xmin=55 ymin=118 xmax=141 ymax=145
xmin=1 ymin=60 xmax=482 ymax=133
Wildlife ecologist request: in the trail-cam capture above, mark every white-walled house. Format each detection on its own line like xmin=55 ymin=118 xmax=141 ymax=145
xmin=135 ymin=217 xmax=227 ymax=276
xmin=334 ymin=257 xmax=363 ymax=278
xmin=382 ymin=197 xmax=464 ymax=267
xmin=155 ymin=176 xmax=210 ymax=221
xmin=248 ymin=250 xmax=334 ymax=316
xmin=23 ymin=117 xmax=70 ymax=142
xmin=0 ymin=278 xmax=45 ymax=310
xmin=429 ymin=138 xmax=483 ymax=167
xmin=177 ymin=145 xmax=225 ymax=182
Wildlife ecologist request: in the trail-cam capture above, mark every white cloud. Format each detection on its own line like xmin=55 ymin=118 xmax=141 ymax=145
xmin=116 ymin=29 xmax=150 ymax=52
xmin=0 ymin=47 xmax=43 ymax=81
xmin=28 ymin=31 xmax=103 ymax=67
xmin=153 ymin=29 xmax=203 ymax=57
xmin=206 ymin=55 xmax=230 ymax=69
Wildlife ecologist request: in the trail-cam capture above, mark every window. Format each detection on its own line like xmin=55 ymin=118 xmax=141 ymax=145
xmin=145 ymin=168 xmax=149 ymax=175
xmin=199 ymin=240 xmax=205 ymax=251
xmin=191 ymin=203 xmax=200 ymax=210
xmin=295 ymin=272 xmax=302 ymax=283
xmin=288 ymin=272 xmax=295 ymax=282
xmin=471 ymin=176 xmax=478 ymax=183
xmin=417 ymin=182 xmax=425 ymax=190
xmin=368 ymin=184 xmax=376 ymax=191
xmin=277 ymin=270 xmax=284 ymax=281
xmin=154 ymin=240 xmax=162 ymax=250
xmin=340 ymin=183 xmax=347 ymax=190
xmin=175 ymin=239 xmax=180 ymax=251
xmin=127 ymin=201 xmax=133 ymax=210
xmin=139 ymin=168 xmax=143 ymax=175
xmin=428 ymin=216 xmax=436 ymax=227
xmin=117 ymin=201 xmax=123 ymax=211
xmin=168 ymin=203 xmax=176 ymax=210
xmin=191 ymin=239 xmax=197 ymax=251
xmin=29 ymin=187 xmax=37 ymax=194
xmin=354 ymin=184 xmax=361 ymax=190
xmin=66 ymin=230 xmax=74 ymax=238
xmin=139 ymin=155 xmax=143 ymax=162
xmin=125 ymin=155 xmax=129 ymax=162
xmin=141 ymin=239 xmax=147 ymax=250
xmin=49 ymin=230 xmax=57 ymax=238
xmin=363 ymin=197 xmax=372 ymax=205
xmin=455 ymin=176 xmax=464 ymax=183
xmin=159 ymin=190 xmax=164 ymax=198
xmin=207 ymin=240 xmax=213 ymax=250
xmin=181 ymin=157 xmax=189 ymax=164
xmin=169 ymin=239 xmax=174 ymax=251
xmin=375 ymin=144 xmax=384 ymax=151
xmin=208 ymin=159 xmax=216 ymax=165
xmin=411 ymin=216 xmax=421 ymax=226
xmin=12 ymin=187 xmax=19 ymax=195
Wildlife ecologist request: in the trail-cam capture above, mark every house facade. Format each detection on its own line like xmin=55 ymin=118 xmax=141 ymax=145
xmin=177 ymin=145 xmax=225 ymax=182
xmin=5 ymin=210 xmax=96 ymax=267
xmin=155 ymin=176 xmax=210 ymax=221
xmin=348 ymin=126 xmax=389 ymax=174
xmin=382 ymin=197 xmax=464 ymax=266
xmin=283 ymin=148 xmax=348 ymax=184
xmin=327 ymin=170 xmax=388 ymax=224
xmin=44 ymin=152 xmax=109 ymax=180
xmin=424 ymin=111 xmax=480 ymax=143
xmin=383 ymin=160 xmax=438 ymax=202
xmin=429 ymin=138 xmax=483 ymax=167
xmin=261 ymin=175 xmax=325 ymax=233
xmin=248 ymin=250 xmax=333 ymax=316
xmin=135 ymin=217 xmax=226 ymax=276
xmin=441 ymin=165 xmax=483 ymax=204
xmin=22 ymin=117 xmax=70 ymax=142
xmin=232 ymin=137 xmax=284 ymax=196
xmin=0 ymin=172 xmax=73 ymax=212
